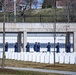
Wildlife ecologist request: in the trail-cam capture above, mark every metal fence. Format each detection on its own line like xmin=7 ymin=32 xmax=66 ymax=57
xmin=0 ymin=14 xmax=76 ymax=22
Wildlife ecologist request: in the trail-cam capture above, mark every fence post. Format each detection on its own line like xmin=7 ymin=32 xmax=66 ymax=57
xmin=24 ymin=15 xmax=26 ymax=22
xmin=40 ymin=14 xmax=41 ymax=22
xmin=8 ymin=13 xmax=10 ymax=22
xmin=75 ymin=57 xmax=76 ymax=64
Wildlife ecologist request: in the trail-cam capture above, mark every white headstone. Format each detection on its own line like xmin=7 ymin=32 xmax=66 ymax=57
xmin=36 ymin=52 xmax=42 ymax=62
xmin=44 ymin=52 xmax=50 ymax=63
xmin=49 ymin=53 xmax=54 ymax=64
xmin=59 ymin=53 xmax=64 ymax=64
xmin=64 ymin=53 xmax=70 ymax=64
xmin=40 ymin=52 xmax=46 ymax=63
xmin=70 ymin=53 xmax=75 ymax=64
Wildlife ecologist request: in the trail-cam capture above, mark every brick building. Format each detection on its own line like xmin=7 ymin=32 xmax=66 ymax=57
xmin=0 ymin=0 xmax=23 ymax=11
xmin=56 ymin=0 xmax=76 ymax=8
xmin=56 ymin=0 xmax=63 ymax=8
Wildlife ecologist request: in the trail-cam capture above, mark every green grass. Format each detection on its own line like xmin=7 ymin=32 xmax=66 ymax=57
xmin=0 ymin=59 xmax=76 ymax=72
xmin=24 ymin=8 xmax=63 ymax=15
xmin=0 ymin=68 xmax=64 ymax=75
xmin=0 ymin=8 xmax=71 ymax=22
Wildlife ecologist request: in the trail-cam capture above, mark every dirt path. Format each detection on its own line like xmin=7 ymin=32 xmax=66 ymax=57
xmin=4 ymin=67 xmax=76 ymax=75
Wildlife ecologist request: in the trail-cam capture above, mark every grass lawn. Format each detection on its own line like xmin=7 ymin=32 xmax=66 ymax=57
xmin=0 ymin=68 xmax=64 ymax=75
xmin=0 ymin=59 xmax=76 ymax=72
xmin=0 ymin=8 xmax=68 ymax=22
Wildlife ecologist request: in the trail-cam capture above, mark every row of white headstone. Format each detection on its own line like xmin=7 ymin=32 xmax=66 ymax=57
xmin=0 ymin=52 xmax=76 ymax=64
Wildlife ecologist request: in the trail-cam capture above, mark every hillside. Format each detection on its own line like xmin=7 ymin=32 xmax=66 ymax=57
xmin=0 ymin=8 xmax=76 ymax=22
xmin=24 ymin=8 xmax=63 ymax=15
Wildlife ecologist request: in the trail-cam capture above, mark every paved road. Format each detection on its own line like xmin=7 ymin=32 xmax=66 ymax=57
xmin=4 ymin=67 xmax=76 ymax=75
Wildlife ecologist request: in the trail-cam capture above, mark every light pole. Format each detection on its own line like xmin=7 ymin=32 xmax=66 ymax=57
xmin=14 ymin=0 xmax=16 ymax=22
xmin=53 ymin=0 xmax=56 ymax=65
xmin=2 ymin=0 xmax=6 ymax=69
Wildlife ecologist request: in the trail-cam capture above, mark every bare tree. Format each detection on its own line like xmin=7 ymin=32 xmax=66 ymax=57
xmin=42 ymin=0 xmax=55 ymax=8
xmin=5 ymin=0 xmax=14 ymax=12
xmin=0 ymin=0 xmax=6 ymax=69
xmin=63 ymin=0 xmax=76 ymax=22
xmin=0 ymin=0 xmax=3 ymax=10
xmin=32 ymin=0 xmax=38 ymax=9
xmin=20 ymin=0 xmax=38 ymax=9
